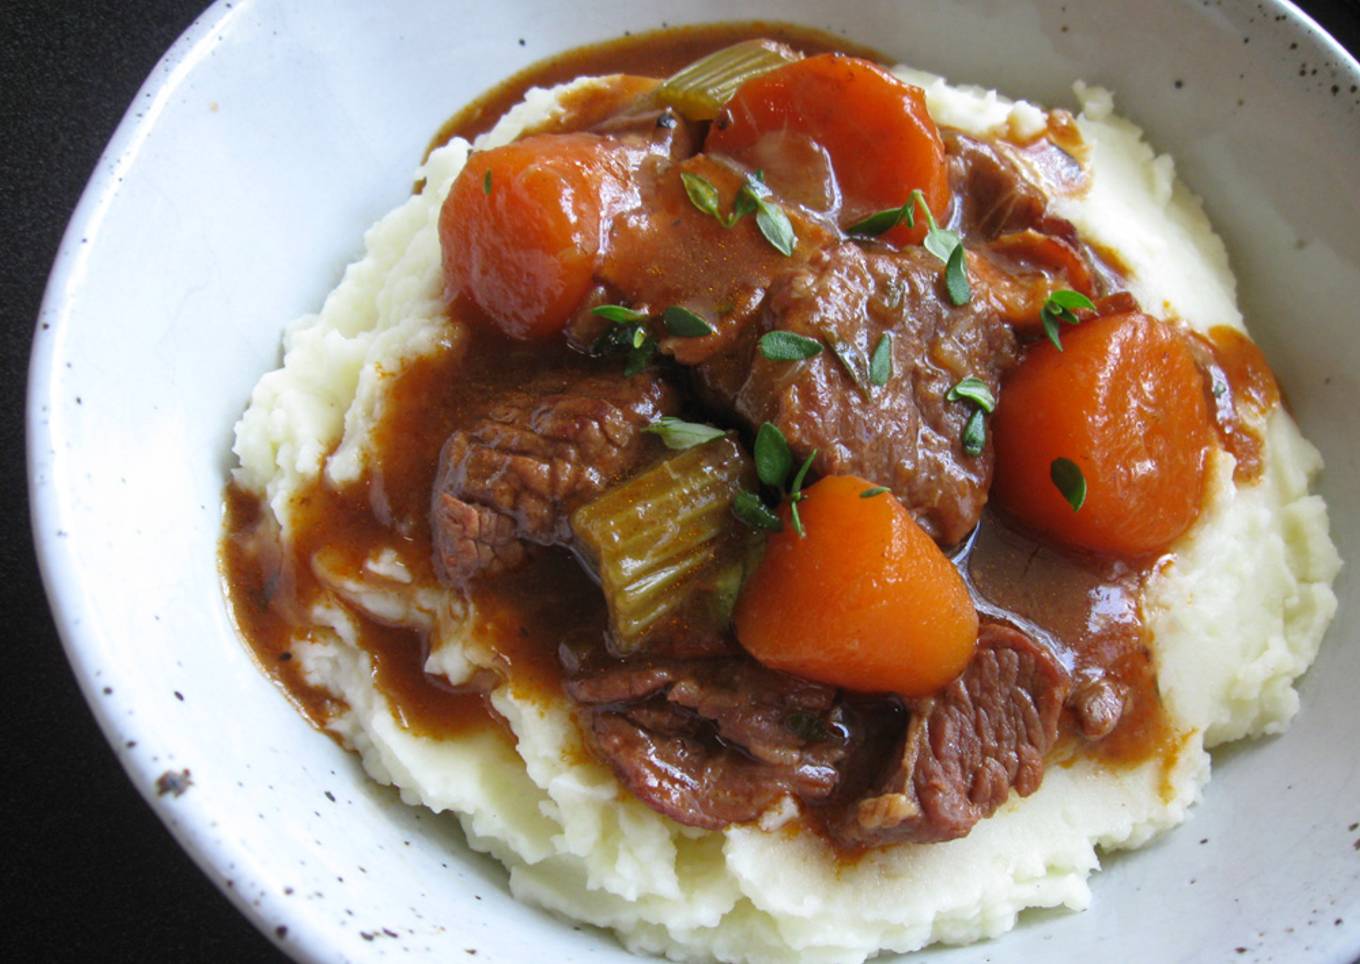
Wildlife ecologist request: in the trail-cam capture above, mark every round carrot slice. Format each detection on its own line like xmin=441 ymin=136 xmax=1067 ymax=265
xmin=440 ymin=133 xmax=626 ymax=339
xmin=734 ymin=475 xmax=978 ymax=697
xmin=991 ymin=311 xmax=1214 ymax=557
xmin=705 ymin=54 xmax=950 ymax=247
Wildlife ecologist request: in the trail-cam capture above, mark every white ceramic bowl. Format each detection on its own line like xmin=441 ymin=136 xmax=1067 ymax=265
xmin=29 ymin=1 xmax=1360 ymax=960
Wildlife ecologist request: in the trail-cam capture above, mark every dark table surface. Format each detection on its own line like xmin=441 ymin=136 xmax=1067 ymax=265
xmin=4 ymin=1 xmax=1358 ymax=961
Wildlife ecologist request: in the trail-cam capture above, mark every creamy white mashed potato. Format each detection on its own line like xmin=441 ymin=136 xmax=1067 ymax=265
xmin=232 ymin=70 xmax=1340 ymax=963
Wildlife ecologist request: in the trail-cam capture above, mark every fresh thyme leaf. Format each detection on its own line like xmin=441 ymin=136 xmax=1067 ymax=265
xmin=645 ymin=417 xmax=727 ymax=450
xmin=728 ymin=189 xmax=759 ymax=226
xmin=1039 ymin=289 xmax=1096 ymax=350
xmin=758 ymin=330 xmax=823 ymax=361
xmin=869 ymin=332 xmax=893 ymax=387
xmin=1041 ymin=310 xmax=1065 ymax=352
xmin=945 ymin=243 xmax=971 ymax=305
xmin=848 ymin=188 xmax=926 ymax=238
xmin=829 ymin=339 xmax=871 ymax=395
xmin=946 ymin=376 xmax=996 ymax=413
xmin=624 ymin=332 xmax=657 ymax=376
xmin=924 ymin=225 xmax=961 ymax=263
xmin=482 ymin=170 xmax=492 ymax=195
xmin=1047 ymin=289 xmax=1097 ymax=312
xmin=754 ymin=422 xmax=793 ymax=489
xmin=681 ymin=171 xmax=723 ymax=220
xmin=789 ymin=499 xmax=805 ymax=538
xmin=1050 ymin=457 xmax=1087 ymax=511
xmin=663 ymin=305 xmax=717 ymax=337
xmin=734 ymin=174 xmax=796 ymax=255
xmin=860 ymin=485 xmax=890 ymax=498
xmin=732 ymin=490 xmax=783 ymax=532
xmin=754 ymin=198 xmax=797 ymax=256
xmin=961 ymin=408 xmax=986 ymax=456
xmin=847 ymin=202 xmax=914 ymax=237
xmin=592 ymin=304 xmax=649 ymax=324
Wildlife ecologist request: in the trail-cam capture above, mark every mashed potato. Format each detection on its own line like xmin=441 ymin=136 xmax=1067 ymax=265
xmin=231 ymin=70 xmax=1340 ymax=962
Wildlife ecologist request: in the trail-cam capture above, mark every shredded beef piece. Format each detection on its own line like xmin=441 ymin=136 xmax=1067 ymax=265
xmin=566 ymin=656 xmax=851 ymax=830
xmin=431 ymin=370 xmax=677 ymax=586
xmin=946 ymin=131 xmax=1085 ymax=241
xmin=698 ymin=243 xmax=1016 ymax=545
xmin=948 ymin=132 xmax=1050 ymax=238
xmin=829 ymin=623 xmax=1070 ymax=848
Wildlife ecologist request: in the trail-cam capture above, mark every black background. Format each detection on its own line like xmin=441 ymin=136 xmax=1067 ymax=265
xmin=3 ymin=1 xmax=1357 ymax=961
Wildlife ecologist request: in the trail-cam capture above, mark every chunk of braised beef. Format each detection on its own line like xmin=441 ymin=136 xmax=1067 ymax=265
xmin=591 ymin=153 xmax=836 ymax=366
xmin=698 ymin=243 xmax=1016 ymax=546
xmin=566 ymin=655 xmax=851 ymax=830
xmin=430 ymin=370 xmax=677 ymax=587
xmin=946 ymin=131 xmax=1081 ymax=241
xmin=828 ymin=623 xmax=1070 ymax=848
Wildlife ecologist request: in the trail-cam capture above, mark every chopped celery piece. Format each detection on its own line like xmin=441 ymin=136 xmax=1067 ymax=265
xmin=572 ymin=437 xmax=762 ymax=654
xmin=657 ymin=40 xmax=800 ymax=122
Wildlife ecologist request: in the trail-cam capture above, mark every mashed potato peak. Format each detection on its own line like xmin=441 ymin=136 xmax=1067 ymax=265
xmin=231 ymin=71 xmax=1339 ymax=963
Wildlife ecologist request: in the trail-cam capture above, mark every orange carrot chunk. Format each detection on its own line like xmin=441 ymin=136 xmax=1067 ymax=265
xmin=440 ymin=133 xmax=626 ymax=339
xmin=991 ymin=310 xmax=1214 ymax=557
xmin=705 ymin=54 xmax=950 ymax=247
xmin=734 ymin=475 xmax=978 ymax=697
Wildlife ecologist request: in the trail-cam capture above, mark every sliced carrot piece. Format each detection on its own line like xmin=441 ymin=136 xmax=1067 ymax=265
xmin=705 ymin=54 xmax=950 ymax=247
xmin=991 ymin=311 xmax=1214 ymax=557
xmin=440 ymin=133 xmax=627 ymax=339
xmin=734 ymin=475 xmax=978 ymax=697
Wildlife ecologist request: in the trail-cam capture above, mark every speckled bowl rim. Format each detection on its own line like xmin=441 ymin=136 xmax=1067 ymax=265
xmin=27 ymin=1 xmax=1360 ymax=961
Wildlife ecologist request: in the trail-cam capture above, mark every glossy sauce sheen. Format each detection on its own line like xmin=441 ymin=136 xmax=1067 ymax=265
xmin=223 ymin=322 xmax=613 ymax=741
xmin=221 ymin=24 xmax=1279 ymax=808
xmin=1201 ymin=324 xmax=1281 ymax=482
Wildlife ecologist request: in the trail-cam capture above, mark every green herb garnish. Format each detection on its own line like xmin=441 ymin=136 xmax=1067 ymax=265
xmin=847 ymin=188 xmax=929 ymax=237
xmin=733 ymin=490 xmax=783 ymax=532
xmin=663 ymin=305 xmax=716 ymax=337
xmin=860 ymin=485 xmax=890 ymax=499
xmin=482 ymin=170 xmax=492 ymax=195
xmin=787 ymin=450 xmax=817 ymax=538
xmin=945 ymin=243 xmax=971 ymax=306
xmin=1040 ymin=289 xmax=1097 ymax=351
xmin=625 ymin=329 xmax=657 ymax=374
xmin=828 ymin=338 xmax=871 ymax=397
xmin=1050 ymin=457 xmax=1087 ymax=511
xmin=947 ymin=375 xmax=995 ymax=457
xmin=737 ymin=173 xmax=796 ymax=256
xmin=592 ymin=304 xmax=649 ymax=324
xmin=645 ymin=417 xmax=727 ymax=451
xmin=754 ymin=422 xmax=793 ymax=489
xmin=848 ymin=189 xmax=969 ymax=302
xmin=961 ymin=408 xmax=986 ymax=457
xmin=679 ymin=170 xmax=796 ymax=255
xmin=847 ymin=201 xmax=916 ymax=237
xmin=758 ymin=330 xmax=823 ymax=361
xmin=946 ymin=376 xmax=996 ymax=413
xmin=869 ymin=333 xmax=893 ymax=387
xmin=745 ymin=422 xmax=818 ymax=537
xmin=681 ymin=171 xmax=723 ymax=220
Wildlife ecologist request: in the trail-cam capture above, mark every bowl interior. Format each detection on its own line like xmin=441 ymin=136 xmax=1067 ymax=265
xmin=29 ymin=0 xmax=1360 ymax=960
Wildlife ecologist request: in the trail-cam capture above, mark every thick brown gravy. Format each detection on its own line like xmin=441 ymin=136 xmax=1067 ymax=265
xmin=1201 ymin=324 xmax=1281 ymax=483
xmin=428 ymin=22 xmax=884 ymax=150
xmin=220 ymin=23 xmax=1282 ymax=826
